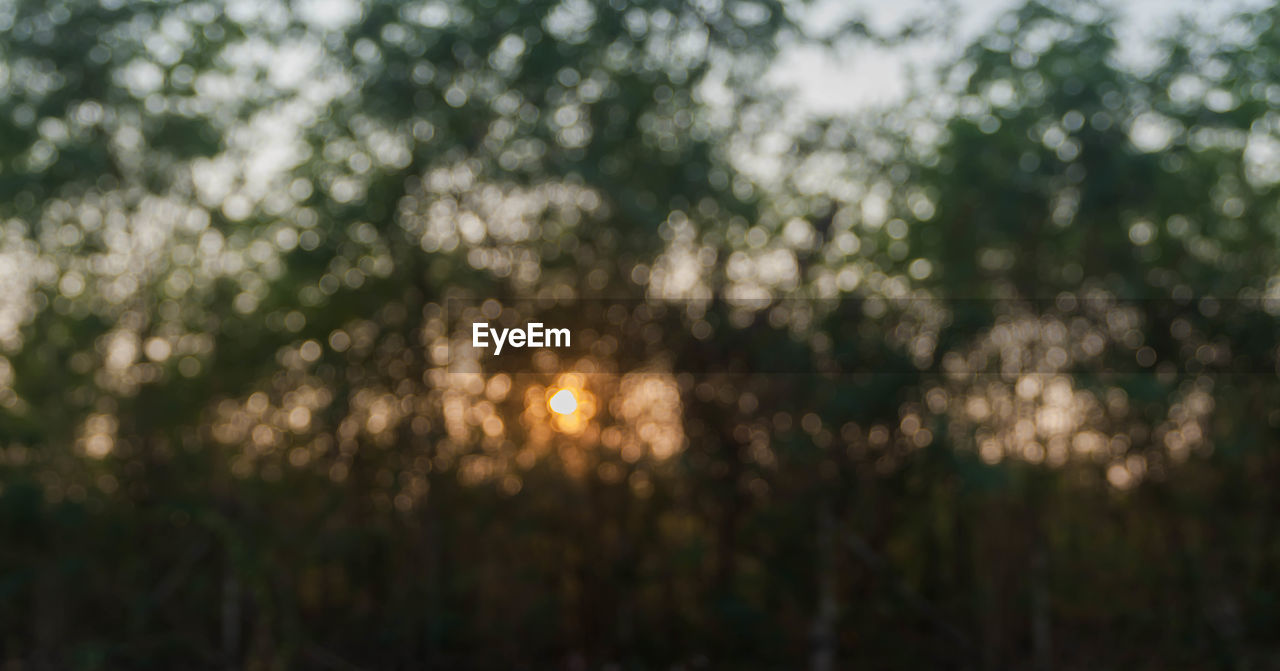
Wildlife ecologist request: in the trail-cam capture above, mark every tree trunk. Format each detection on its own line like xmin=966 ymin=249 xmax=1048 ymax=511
xmin=810 ymin=503 xmax=838 ymax=671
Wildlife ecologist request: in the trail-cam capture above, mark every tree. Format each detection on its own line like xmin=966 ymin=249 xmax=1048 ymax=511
xmin=2 ymin=0 xmax=1280 ymax=668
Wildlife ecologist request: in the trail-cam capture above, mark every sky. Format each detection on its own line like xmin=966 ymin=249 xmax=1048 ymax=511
xmin=279 ymin=0 xmax=1270 ymax=117
xmin=775 ymin=0 xmax=1269 ymax=115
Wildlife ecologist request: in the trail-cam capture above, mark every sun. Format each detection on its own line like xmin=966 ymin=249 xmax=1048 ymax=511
xmin=548 ymin=388 xmax=578 ymax=415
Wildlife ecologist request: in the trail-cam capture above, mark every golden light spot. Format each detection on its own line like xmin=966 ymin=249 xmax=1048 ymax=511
xmin=85 ymin=433 xmax=113 ymax=458
xmin=549 ymin=388 xmax=578 ymax=415
xmin=543 ymin=374 xmax=596 ymax=435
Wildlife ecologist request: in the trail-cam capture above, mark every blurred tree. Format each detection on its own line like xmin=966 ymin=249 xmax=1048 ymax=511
xmin=0 ymin=0 xmax=1279 ymax=669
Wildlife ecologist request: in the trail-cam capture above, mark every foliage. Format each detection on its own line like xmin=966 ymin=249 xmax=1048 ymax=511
xmin=0 ymin=0 xmax=1278 ymax=668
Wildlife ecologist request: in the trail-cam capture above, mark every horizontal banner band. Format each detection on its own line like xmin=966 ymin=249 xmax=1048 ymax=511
xmin=444 ymin=297 xmax=1280 ymax=375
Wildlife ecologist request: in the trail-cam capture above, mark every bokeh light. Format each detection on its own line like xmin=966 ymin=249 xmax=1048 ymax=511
xmin=548 ymin=388 xmax=578 ymax=415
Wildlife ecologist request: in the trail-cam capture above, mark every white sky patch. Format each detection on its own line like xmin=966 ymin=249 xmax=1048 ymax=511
xmin=1244 ymin=133 xmax=1280 ymax=187
xmin=775 ymin=0 xmax=1266 ymax=117
xmin=269 ymin=40 xmax=327 ymax=91
xmin=1129 ymin=111 xmax=1181 ymax=153
xmin=772 ymin=0 xmax=1019 ymax=115
xmin=294 ymin=0 xmax=364 ymax=30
